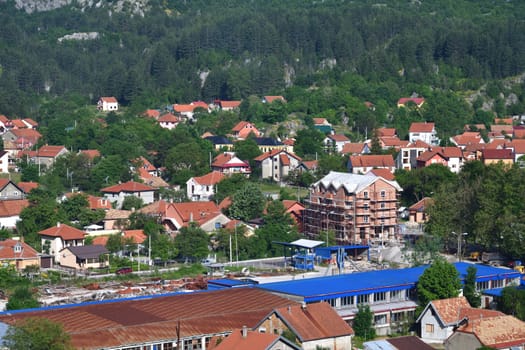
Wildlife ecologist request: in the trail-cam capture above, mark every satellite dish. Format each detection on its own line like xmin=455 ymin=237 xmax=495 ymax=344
xmin=241 ymin=267 xmax=250 ymax=276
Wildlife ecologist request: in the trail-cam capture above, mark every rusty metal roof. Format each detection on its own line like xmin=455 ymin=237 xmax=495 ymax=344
xmin=0 ymin=288 xmax=297 ymax=350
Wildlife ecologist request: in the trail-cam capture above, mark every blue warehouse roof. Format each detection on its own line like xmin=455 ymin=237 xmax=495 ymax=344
xmin=258 ymin=262 xmax=520 ymax=303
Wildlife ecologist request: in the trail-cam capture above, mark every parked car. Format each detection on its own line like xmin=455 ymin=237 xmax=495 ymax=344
xmin=115 ymin=267 xmax=133 ymax=275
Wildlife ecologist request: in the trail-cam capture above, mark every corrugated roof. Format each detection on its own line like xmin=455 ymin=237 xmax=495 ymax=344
xmin=213 ymin=329 xmax=286 ymax=350
xmin=0 ymin=288 xmax=297 ymax=350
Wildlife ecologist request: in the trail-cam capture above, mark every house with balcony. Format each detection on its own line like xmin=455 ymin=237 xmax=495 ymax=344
xmin=395 ymin=140 xmax=431 ymax=170
xmin=254 ymin=149 xmax=301 ymax=182
xmin=324 ymin=134 xmax=351 ymax=153
xmin=231 ymin=121 xmax=261 ymax=140
xmin=211 ymin=152 xmax=251 ymax=176
xmin=409 ymin=122 xmax=439 ymax=146
xmin=186 ymin=171 xmax=225 ymax=201
xmin=38 ymin=223 xmax=85 ymax=264
xmin=101 ymin=181 xmax=155 ymax=209
xmin=302 ymin=171 xmax=402 ymax=245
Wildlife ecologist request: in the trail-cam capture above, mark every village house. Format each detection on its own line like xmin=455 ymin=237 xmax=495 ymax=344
xmin=0 ymin=179 xmax=26 ymax=200
xmin=97 ymin=96 xmax=119 ymax=111
xmin=366 ymin=168 xmax=395 ymax=181
xmin=39 ymin=223 xmax=85 ymax=264
xmin=204 ymin=135 xmax=234 ymax=151
xmin=0 ymin=238 xmax=40 ymax=271
xmin=312 ymin=117 xmax=333 ymax=134
xmin=0 ymin=199 xmax=29 ymax=229
xmin=397 ymin=97 xmax=425 ymax=108
xmin=450 ymin=131 xmax=485 ymax=150
xmin=0 ymin=115 xmax=13 ymax=133
xmin=341 ymin=142 xmax=371 ymax=156
xmin=409 ymin=122 xmax=439 ymax=145
xmin=445 ymin=314 xmax=525 ymax=350
xmin=59 ymin=245 xmax=109 ymax=271
xmin=408 ymin=197 xmax=433 ymax=224
xmin=102 ymin=209 xmax=132 ymax=230
xmin=214 ymin=327 xmax=301 ymax=350
xmin=211 ymin=152 xmax=251 ymax=176
xmin=231 ymin=121 xmax=262 ymax=140
xmin=157 ymin=112 xmax=180 ymax=129
xmin=478 ymin=148 xmax=514 ymax=166
xmin=214 ymin=99 xmax=242 ymax=111
xmin=303 ymin=171 xmax=402 ymax=245
xmin=173 ymin=101 xmax=209 ymax=120
xmin=0 ymin=151 xmax=8 ymax=173
xmin=263 ymin=95 xmax=286 ymax=104
xmin=348 ymin=154 xmax=396 ymax=174
xmin=324 ymin=134 xmax=351 ymax=153
xmin=416 ymin=147 xmax=464 ymax=173
xmin=417 ymin=296 xmax=504 ymax=345
xmin=31 ymin=145 xmax=69 ymax=170
xmin=16 ymin=181 xmax=38 ymax=194
xmin=256 ymin=302 xmax=354 ymax=350
xmin=379 ymin=136 xmax=409 ymax=151
xmin=140 ymin=200 xmax=230 ymax=233
xmin=254 ymin=137 xmax=287 ymax=153
xmin=254 ymin=149 xmax=302 ymax=182
xmin=186 ymin=171 xmax=225 ymax=201
xmin=395 ymin=140 xmax=431 ymax=170
xmin=2 ymin=128 xmax=42 ymax=158
xmin=101 ymin=181 xmax=156 ymax=209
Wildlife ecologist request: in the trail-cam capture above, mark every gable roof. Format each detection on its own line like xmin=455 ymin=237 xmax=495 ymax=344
xmin=417 ymin=150 xmax=447 ymax=162
xmin=0 ymin=288 xmax=297 ymax=350
xmin=409 ymin=122 xmax=435 ymax=133
xmin=217 ymin=100 xmax=242 ymax=109
xmin=314 ymin=171 xmax=402 ymax=193
xmin=143 ymin=109 xmax=161 ymax=118
xmin=101 ymin=181 xmax=154 ymax=193
xmin=341 ymin=142 xmax=367 ymax=155
xmin=0 ymin=239 xmax=39 ymax=260
xmin=377 ymin=128 xmax=397 ymax=137
xmin=264 ymin=96 xmax=286 ymax=103
xmin=0 ymin=199 xmax=29 ymax=217
xmin=17 ymin=181 xmax=39 ymax=194
xmin=79 ymin=149 xmax=101 ymax=160
xmin=367 ymin=168 xmax=395 ymax=181
xmin=212 ymin=153 xmax=249 ymax=168
xmin=232 ymin=121 xmax=257 ymax=132
xmin=349 ymin=154 xmax=395 ymax=168
xmin=214 ymin=329 xmax=299 ymax=350
xmin=254 ymin=149 xmax=301 ymax=162
xmin=299 ymin=160 xmax=318 ymax=170
xmin=398 ymin=97 xmax=425 ymax=107
xmin=39 ymin=223 xmax=86 ymax=240
xmin=157 ymin=113 xmax=179 ymax=123
xmin=100 ymin=96 xmax=118 ymax=103
xmin=271 ymin=302 xmax=354 ymax=342
xmin=408 ymin=197 xmax=433 ymax=213
xmin=481 ymin=148 xmax=514 ymax=160
xmin=37 ymin=145 xmax=67 ymax=158
xmin=313 ymin=118 xmax=329 ymax=125
xmin=11 ymin=119 xmax=27 ymax=128
xmin=190 ymin=171 xmax=225 ymax=186
xmin=456 ymin=315 xmax=525 ymax=349
xmin=326 ymin=134 xmax=350 ymax=142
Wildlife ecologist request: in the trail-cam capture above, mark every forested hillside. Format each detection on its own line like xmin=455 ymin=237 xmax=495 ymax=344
xmin=1 ymin=0 xmax=525 ymax=120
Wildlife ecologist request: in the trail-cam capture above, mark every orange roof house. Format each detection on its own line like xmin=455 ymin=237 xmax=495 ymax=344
xmin=97 ymin=97 xmax=119 ymax=111
xmin=348 ymin=154 xmax=396 ymax=174
xmin=231 ymin=121 xmax=261 ymax=140
xmin=263 ymin=96 xmax=286 ymax=103
xmin=79 ymin=149 xmax=101 ymax=160
xmin=446 ymin=315 xmax=525 ymax=350
xmin=3 ymin=128 xmax=42 ymax=157
xmin=211 ymin=152 xmax=251 ymax=176
xmin=450 ymin=131 xmax=485 ymax=149
xmin=479 ymin=148 xmax=514 ymax=166
xmin=256 ymin=302 xmax=354 ymax=349
xmin=377 ymin=127 xmax=397 ymax=137
xmin=418 ymin=296 xmax=504 ymax=344
xmin=186 ymin=171 xmax=225 ymax=201
xmin=341 ymin=142 xmax=370 ymax=155
xmin=0 ymin=199 xmax=29 ymax=229
xmin=408 ymin=197 xmax=433 ymax=223
xmin=38 ymin=223 xmax=86 ymax=263
xmin=282 ymin=200 xmax=305 ymax=231
xmin=397 ymin=97 xmax=425 ymax=108
xmin=214 ymin=327 xmax=300 ymax=350
xmin=254 ymin=149 xmax=302 ymax=182
xmin=16 ymin=181 xmax=39 ymax=194
xmin=157 ymin=113 xmax=180 ymax=129
xmin=0 ymin=238 xmax=40 ymax=270
xmin=101 ymin=181 xmax=156 ymax=208
xmin=215 ymin=100 xmax=242 ymax=111
xmin=367 ymin=168 xmax=395 ymax=181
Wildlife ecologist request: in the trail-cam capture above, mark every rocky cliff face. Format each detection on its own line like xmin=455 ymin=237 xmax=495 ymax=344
xmin=3 ymin=0 xmax=151 ymax=15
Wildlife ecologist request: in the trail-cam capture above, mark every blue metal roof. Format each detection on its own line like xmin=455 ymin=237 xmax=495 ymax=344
xmin=258 ymin=262 xmax=521 ymax=303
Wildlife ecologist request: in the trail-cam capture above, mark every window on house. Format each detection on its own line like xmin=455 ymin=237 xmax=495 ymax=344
xmin=363 ymin=204 xmax=369 ymax=211
xmin=391 ymin=312 xmax=404 ymax=323
xmin=363 ymin=216 xmax=369 ymax=223
xmin=425 ymin=324 xmax=434 ymax=333
xmin=380 ymin=202 xmax=386 ymax=209
xmin=363 ymin=191 xmax=369 ymax=199
xmin=477 ymin=281 xmax=489 ymax=291
xmin=206 ymin=186 xmax=209 ymax=192
xmin=390 ymin=290 xmax=403 ymax=301
xmin=357 ymin=294 xmax=369 ymax=304
xmin=341 ymin=295 xmax=354 ymax=306
xmin=492 ymin=279 xmax=503 ymax=288
xmin=374 ymin=314 xmax=387 ymax=325
xmin=374 ymin=291 xmax=386 ymax=302
xmin=380 ymin=190 xmax=386 ymax=198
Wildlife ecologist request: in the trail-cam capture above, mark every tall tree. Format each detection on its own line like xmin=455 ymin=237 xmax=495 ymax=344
xmin=416 ymin=258 xmax=461 ymax=315
xmin=228 ymin=182 xmax=266 ymax=221
xmin=353 ymin=304 xmax=376 ymax=340
xmin=463 ymin=265 xmax=481 ymax=308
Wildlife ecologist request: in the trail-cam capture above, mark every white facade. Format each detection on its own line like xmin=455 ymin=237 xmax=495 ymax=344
xmin=0 ymin=151 xmax=9 ymax=173
xmin=409 ymin=129 xmax=439 ymax=146
xmin=97 ymin=97 xmax=119 ymax=111
xmin=186 ymin=178 xmax=216 ymax=201
xmin=40 ymin=236 xmax=84 ymax=264
xmin=103 ymin=191 xmax=155 ymax=209
xmin=0 ymin=215 xmax=21 ymax=229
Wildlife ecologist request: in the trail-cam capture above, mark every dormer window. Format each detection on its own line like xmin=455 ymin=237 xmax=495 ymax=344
xmin=14 ymin=242 xmax=22 ymax=253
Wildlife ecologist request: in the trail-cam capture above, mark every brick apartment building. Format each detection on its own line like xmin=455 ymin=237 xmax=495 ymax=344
xmin=303 ymin=171 xmax=402 ymax=245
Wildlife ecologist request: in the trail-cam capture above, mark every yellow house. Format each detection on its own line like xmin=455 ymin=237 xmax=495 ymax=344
xmin=0 ymin=239 xmax=40 ymax=270
xmin=59 ymin=245 xmax=109 ymax=271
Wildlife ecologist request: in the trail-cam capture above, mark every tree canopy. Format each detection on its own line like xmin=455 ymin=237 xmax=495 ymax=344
xmin=2 ymin=317 xmax=74 ymax=350
xmin=416 ymin=258 xmax=461 ymax=314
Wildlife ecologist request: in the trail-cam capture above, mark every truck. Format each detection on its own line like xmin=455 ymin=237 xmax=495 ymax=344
xmin=481 ymin=252 xmax=506 ymax=266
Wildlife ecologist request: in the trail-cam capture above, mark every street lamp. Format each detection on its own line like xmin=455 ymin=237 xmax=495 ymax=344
xmin=452 ymin=231 xmax=468 ymax=262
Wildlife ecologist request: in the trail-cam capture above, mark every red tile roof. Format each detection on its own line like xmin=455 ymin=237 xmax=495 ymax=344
xmin=417 ymin=150 xmax=447 ymax=162
xmin=409 ymin=122 xmax=435 ymax=133
xmin=398 ymin=97 xmax=425 ymax=106
xmin=79 ymin=149 xmax=101 ymax=160
xmin=341 ymin=143 xmax=367 ymax=155
xmin=481 ymin=148 xmax=514 ymax=160
xmin=158 ymin=113 xmax=179 ymax=123
xmin=377 ymin=128 xmax=397 ymax=137
xmin=122 ymin=229 xmax=147 ymax=244
xmin=300 ymin=160 xmax=318 ymax=170
xmin=408 ymin=197 xmax=433 ymax=212
xmin=37 ymin=145 xmax=67 ymax=158
xmin=39 ymin=223 xmax=86 ymax=240
xmin=0 ymin=199 xmax=29 ymax=217
xmin=11 ymin=119 xmax=27 ymax=128
xmin=279 ymin=153 xmax=290 ymax=166
xmin=87 ymin=195 xmax=112 ymax=210
xmin=0 ymin=238 xmax=39 ymax=260
xmin=367 ymin=168 xmax=395 ymax=181
xmin=218 ymin=100 xmax=241 ymax=109
xmin=254 ymin=149 xmax=301 ymax=162
xmin=457 ymin=315 xmax=525 ymax=349
xmin=272 ymin=302 xmax=354 ymax=341
xmin=143 ymin=109 xmax=161 ymax=118
xmin=430 ymin=297 xmax=471 ymax=325
xmin=214 ymin=329 xmax=284 ymax=350
xmin=232 ymin=121 xmax=253 ymax=132
xmin=327 ymin=134 xmax=350 ymax=142
xmin=380 ymin=136 xmax=409 ymax=148
xmin=433 ymin=146 xmax=463 ymax=158
xmin=494 ymin=117 xmax=513 ymax=125
xmin=100 ymin=97 xmax=118 ymax=103
xmin=313 ymin=118 xmax=329 ymax=125
xmin=191 ymin=171 xmax=225 ymax=186
xmin=17 ymin=181 xmax=39 ymax=194
xmin=349 ymin=154 xmax=395 ymax=168
xmin=23 ymin=118 xmax=38 ymax=127
xmin=0 ymin=288 xmax=297 ymax=350
xmin=264 ymin=96 xmax=286 ymax=103
xmin=101 ymin=181 xmax=154 ymax=193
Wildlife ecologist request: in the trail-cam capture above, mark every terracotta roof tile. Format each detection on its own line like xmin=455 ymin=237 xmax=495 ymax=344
xmin=0 ymin=238 xmax=39 ymax=260
xmin=341 ymin=143 xmax=367 ymax=155
xmin=218 ymin=100 xmax=241 ymax=109
xmin=79 ymin=149 xmax=101 ymax=160
xmin=37 ymin=145 xmax=67 ymax=158
xmin=254 ymin=150 xmax=301 ymax=162
xmin=17 ymin=181 xmax=39 ymax=194
xmin=327 ymin=134 xmax=350 ymax=142
xmin=300 ymin=160 xmax=318 ymax=170
xmin=313 ymin=118 xmax=329 ymax=125
xmin=0 ymin=199 xmax=29 ymax=217
xmin=264 ymin=96 xmax=286 ymax=103
xmin=377 ymin=128 xmax=397 ymax=137
xmin=101 ymin=181 xmax=154 ymax=193
xmin=409 ymin=122 xmax=434 ymax=133
xmin=349 ymin=155 xmax=395 ymax=168
xmin=274 ymin=302 xmax=354 ymax=341
xmin=104 ymin=209 xmax=132 ymax=220
xmin=191 ymin=171 xmax=225 ymax=186
xmin=481 ymin=148 xmax=514 ymax=160
xmin=398 ymin=97 xmax=425 ymax=106
xmin=158 ymin=113 xmax=179 ymax=123
xmin=100 ymin=97 xmax=118 ymax=103
xmin=143 ymin=109 xmax=161 ymax=118
xmin=430 ymin=297 xmax=471 ymax=325
xmin=39 ymin=223 xmax=86 ymax=240
xmin=367 ymin=168 xmax=395 ymax=181
xmin=11 ymin=119 xmax=27 ymax=128
xmin=214 ymin=329 xmax=283 ymax=350
xmin=457 ymin=315 xmax=525 ymax=348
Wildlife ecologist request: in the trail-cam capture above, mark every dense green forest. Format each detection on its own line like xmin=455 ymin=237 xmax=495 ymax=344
xmin=1 ymin=0 xmax=525 ymax=121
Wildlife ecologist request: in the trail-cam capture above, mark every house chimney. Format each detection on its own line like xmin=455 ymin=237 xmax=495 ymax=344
xmin=301 ymin=302 xmax=307 ymax=310
xmin=57 ymin=222 xmax=61 ymax=228
xmin=242 ymin=325 xmax=248 ymax=338
xmin=287 ymin=305 xmax=292 ymax=314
